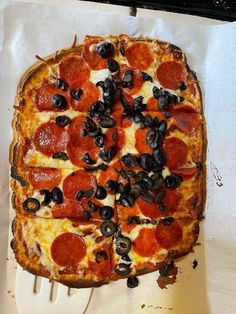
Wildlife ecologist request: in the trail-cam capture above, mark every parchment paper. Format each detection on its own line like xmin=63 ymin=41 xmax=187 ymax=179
xmin=0 ymin=1 xmax=236 ymax=313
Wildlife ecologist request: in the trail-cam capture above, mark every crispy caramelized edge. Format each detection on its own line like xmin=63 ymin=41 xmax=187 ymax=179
xmin=9 ymin=36 xmax=206 ymax=288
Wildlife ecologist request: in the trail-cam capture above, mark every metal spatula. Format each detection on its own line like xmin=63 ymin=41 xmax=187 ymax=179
xmin=15 ymin=266 xmax=93 ymax=314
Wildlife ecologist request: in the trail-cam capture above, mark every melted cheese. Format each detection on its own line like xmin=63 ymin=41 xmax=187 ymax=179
xmin=21 ymin=217 xmax=103 ymax=277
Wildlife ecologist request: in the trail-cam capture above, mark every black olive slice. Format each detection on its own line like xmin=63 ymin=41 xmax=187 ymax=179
xmin=96 ymin=42 xmax=114 ymax=58
xmin=116 ymin=236 xmax=131 ymax=255
xmin=76 ymin=189 xmax=94 ymax=201
xmin=121 ymin=153 xmax=138 ymax=168
xmin=83 ymin=153 xmax=96 ymax=165
xmin=120 ymin=193 xmax=135 ymax=208
xmin=141 ymin=72 xmax=153 ymax=83
xmin=99 ymin=116 xmax=116 ymax=128
xmin=94 ymin=135 xmax=105 ymax=148
xmin=163 ymin=217 xmax=175 ymax=226
xmin=89 ymin=101 xmax=106 ymax=118
xmin=51 ymin=187 xmax=63 ymax=204
xmin=55 ymin=78 xmax=67 ymax=91
xmin=95 ymin=250 xmax=108 ymax=263
xmin=140 ymin=191 xmax=154 ymax=203
xmin=139 ymin=154 xmax=155 ymax=172
xmin=84 ymin=163 xmax=108 ymax=172
xmin=105 ymin=180 xmax=118 ymax=192
xmin=130 ymin=113 xmax=144 ymax=124
xmin=96 ymin=81 xmax=105 ymax=89
xmin=152 ymin=149 xmax=167 ymax=166
xmin=141 ymin=176 xmax=153 ymax=190
xmin=115 ymin=263 xmax=131 ymax=276
xmin=52 ymin=152 xmax=69 ymax=160
xmin=133 ymin=96 xmax=146 ymax=112
xmin=107 ymin=59 xmax=119 ymax=72
xmin=84 ymin=117 xmax=97 ymax=132
xmin=51 ymin=94 xmax=67 ymax=109
xmin=127 ymin=216 xmax=141 ymax=225
xmin=23 ymin=198 xmax=40 ymax=212
xmin=158 ymin=95 xmax=170 ymax=112
xmin=127 ymin=276 xmax=139 ymax=288
xmin=151 ymin=174 xmax=164 ymax=191
xmin=177 ymin=81 xmax=187 ymax=91
xmin=122 ymin=254 xmax=131 ymax=262
xmin=100 ymin=220 xmax=117 ymax=237
xmin=40 ymin=189 xmax=51 ymax=206
xmin=70 ymin=88 xmax=83 ymax=101
xmin=99 ymin=206 xmax=114 ymax=220
xmin=153 ymin=86 xmax=162 ymax=99
xmin=157 ymin=120 xmax=167 ymax=134
xmin=155 ymin=190 xmax=166 ymax=204
xmin=95 ymin=185 xmax=107 ymax=200
xmin=146 ymin=129 xmax=163 ymax=149
xmin=164 ymin=174 xmax=182 ymax=189
xmin=55 ymin=115 xmax=71 ymax=127
xmin=122 ymin=70 xmax=134 ymax=89
xmin=87 ymin=201 xmax=100 ymax=212
xmin=107 ymin=146 xmax=117 ymax=162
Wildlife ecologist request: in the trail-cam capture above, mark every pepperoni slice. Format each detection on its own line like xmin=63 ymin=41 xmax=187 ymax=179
xmin=133 ymin=228 xmax=160 ymax=257
xmin=59 ymin=56 xmax=90 ymax=89
xmin=119 ymin=65 xmax=143 ymax=95
xmin=137 ymin=189 xmax=181 ymax=218
xmin=67 ymin=116 xmax=99 ymax=167
xmin=172 ymin=106 xmax=200 ymax=134
xmin=146 ymin=97 xmax=158 ymax=111
xmin=164 ymin=137 xmax=188 ymax=170
xmin=28 ymin=167 xmax=62 ymax=189
xmin=135 ymin=128 xmax=152 ymax=154
xmin=32 ymin=122 xmax=69 ymax=156
xmin=33 ymin=83 xmax=69 ymax=111
xmin=52 ymin=200 xmax=84 ymax=218
xmin=163 ymin=189 xmax=181 ymax=212
xmin=156 ymin=61 xmax=184 ymax=90
xmin=82 ymin=38 xmax=107 ymax=70
xmin=71 ymin=81 xmax=100 ymax=112
xmin=63 ymin=169 xmax=97 ymax=202
xmin=51 ymin=232 xmax=86 ymax=267
xmin=125 ymin=43 xmax=154 ymax=70
xmin=136 ymin=198 xmax=159 ymax=219
xmin=155 ymin=220 xmax=183 ymax=249
xmin=103 ymin=128 xmax=124 ymax=151
xmin=97 ymin=160 xmax=121 ymax=187
xmin=171 ymin=167 xmax=197 ymax=180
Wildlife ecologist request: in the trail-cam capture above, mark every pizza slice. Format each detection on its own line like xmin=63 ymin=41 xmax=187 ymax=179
xmin=11 ymin=160 xmax=121 ymax=222
xmin=11 ymin=216 xmax=114 ymax=287
xmin=111 ymin=218 xmax=199 ymax=280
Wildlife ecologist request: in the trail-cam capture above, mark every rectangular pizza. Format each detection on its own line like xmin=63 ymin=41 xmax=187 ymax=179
xmin=10 ymin=34 xmax=206 ymax=289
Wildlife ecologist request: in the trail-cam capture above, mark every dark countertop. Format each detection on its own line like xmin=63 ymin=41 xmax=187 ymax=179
xmin=82 ymin=0 xmax=236 ymax=21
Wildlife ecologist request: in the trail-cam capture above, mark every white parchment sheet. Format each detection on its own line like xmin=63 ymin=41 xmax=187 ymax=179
xmin=0 ymin=1 xmax=235 ymax=314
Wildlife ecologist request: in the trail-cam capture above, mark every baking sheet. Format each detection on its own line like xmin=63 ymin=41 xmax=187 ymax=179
xmin=0 ymin=1 xmax=236 ymax=313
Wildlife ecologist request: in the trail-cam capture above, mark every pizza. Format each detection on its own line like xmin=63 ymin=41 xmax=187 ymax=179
xmin=10 ymin=34 xmax=206 ymax=289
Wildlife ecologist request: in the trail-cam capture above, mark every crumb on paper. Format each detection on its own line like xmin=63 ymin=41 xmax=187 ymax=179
xmin=157 ymin=264 xmax=178 ymax=289
xmin=193 ymin=260 xmax=198 ymax=269
xmin=146 ymin=305 xmax=173 ymax=310
xmin=141 ymin=304 xmax=145 ymax=309
xmin=7 ymin=290 xmax=11 ymax=294
xmin=11 ymin=294 xmax=15 ymax=298
xmin=210 ymin=162 xmax=224 ymax=187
